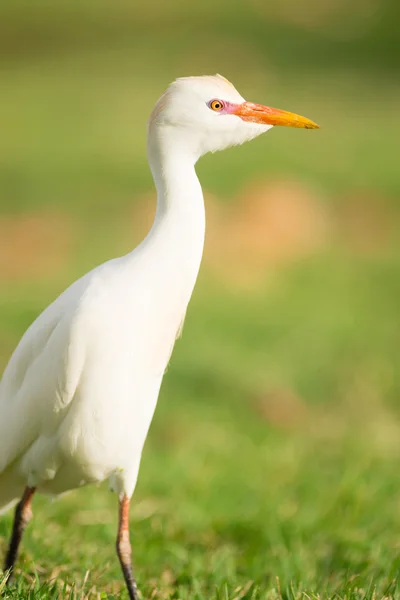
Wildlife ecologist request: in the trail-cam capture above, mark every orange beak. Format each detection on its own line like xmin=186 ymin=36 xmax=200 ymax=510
xmin=233 ymin=102 xmax=319 ymax=129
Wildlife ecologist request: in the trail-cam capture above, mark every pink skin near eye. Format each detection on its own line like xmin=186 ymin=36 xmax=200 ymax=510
xmin=208 ymin=99 xmax=240 ymax=114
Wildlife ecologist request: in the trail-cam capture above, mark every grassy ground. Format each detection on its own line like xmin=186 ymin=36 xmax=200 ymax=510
xmin=2 ymin=258 xmax=400 ymax=599
xmin=1 ymin=1 xmax=400 ymax=598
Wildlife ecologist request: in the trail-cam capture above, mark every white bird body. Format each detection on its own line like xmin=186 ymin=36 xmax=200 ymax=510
xmin=0 ymin=74 xmax=318 ymax=598
xmin=0 ymin=151 xmax=205 ymax=505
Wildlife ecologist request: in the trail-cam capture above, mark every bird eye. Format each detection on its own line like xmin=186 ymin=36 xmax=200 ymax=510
xmin=209 ymin=99 xmax=224 ymax=112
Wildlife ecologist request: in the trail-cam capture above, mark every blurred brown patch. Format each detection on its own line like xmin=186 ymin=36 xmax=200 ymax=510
xmin=126 ymin=183 xmax=397 ymax=291
xmin=129 ymin=192 xmax=156 ymax=238
xmin=334 ymin=189 xmax=397 ymax=254
xmin=252 ymin=386 xmax=308 ymax=430
xmin=0 ymin=212 xmax=74 ymax=282
xmin=205 ymin=179 xmax=329 ymax=289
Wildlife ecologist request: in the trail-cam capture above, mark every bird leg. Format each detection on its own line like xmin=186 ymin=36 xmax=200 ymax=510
xmin=116 ymin=495 xmax=139 ymax=600
xmin=4 ymin=486 xmax=36 ymax=580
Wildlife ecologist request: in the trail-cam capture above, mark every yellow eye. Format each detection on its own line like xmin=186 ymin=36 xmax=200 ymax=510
xmin=210 ymin=100 xmax=224 ymax=112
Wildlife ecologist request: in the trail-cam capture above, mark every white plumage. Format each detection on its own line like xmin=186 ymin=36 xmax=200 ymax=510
xmin=0 ymin=74 xmax=318 ymax=598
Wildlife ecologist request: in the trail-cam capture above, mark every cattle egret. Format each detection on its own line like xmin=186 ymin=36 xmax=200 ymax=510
xmin=0 ymin=74 xmax=318 ymax=599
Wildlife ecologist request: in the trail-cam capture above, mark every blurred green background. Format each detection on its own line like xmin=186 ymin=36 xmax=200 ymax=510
xmin=1 ymin=1 xmax=400 ymax=598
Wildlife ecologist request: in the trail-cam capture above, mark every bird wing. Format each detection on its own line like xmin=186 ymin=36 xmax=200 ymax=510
xmin=0 ymin=270 xmax=94 ymax=474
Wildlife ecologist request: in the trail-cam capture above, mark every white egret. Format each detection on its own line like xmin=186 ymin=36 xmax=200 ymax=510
xmin=0 ymin=74 xmax=318 ymax=599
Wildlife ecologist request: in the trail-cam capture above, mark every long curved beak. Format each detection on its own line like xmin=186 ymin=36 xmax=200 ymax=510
xmin=233 ymin=102 xmax=319 ymax=129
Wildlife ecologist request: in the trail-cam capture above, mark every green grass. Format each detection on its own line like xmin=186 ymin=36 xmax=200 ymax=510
xmin=1 ymin=1 xmax=400 ymax=598
xmin=2 ymin=258 xmax=400 ymax=599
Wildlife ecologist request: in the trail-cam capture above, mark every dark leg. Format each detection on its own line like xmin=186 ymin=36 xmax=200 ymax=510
xmin=4 ymin=486 xmax=36 ymax=579
xmin=116 ymin=495 xmax=139 ymax=600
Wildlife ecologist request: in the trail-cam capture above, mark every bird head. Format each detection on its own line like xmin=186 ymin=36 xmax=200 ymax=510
xmin=148 ymin=74 xmax=319 ymax=161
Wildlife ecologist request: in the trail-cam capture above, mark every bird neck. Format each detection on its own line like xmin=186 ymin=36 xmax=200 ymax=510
xmin=146 ymin=129 xmax=206 ymax=268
